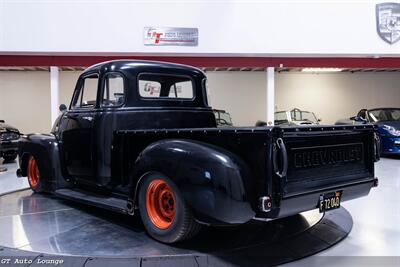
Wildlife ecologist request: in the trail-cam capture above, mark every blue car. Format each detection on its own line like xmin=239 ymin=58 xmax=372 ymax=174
xmin=354 ymin=108 xmax=400 ymax=155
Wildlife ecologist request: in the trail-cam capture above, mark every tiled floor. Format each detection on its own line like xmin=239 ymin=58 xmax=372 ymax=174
xmin=0 ymin=157 xmax=399 ymax=263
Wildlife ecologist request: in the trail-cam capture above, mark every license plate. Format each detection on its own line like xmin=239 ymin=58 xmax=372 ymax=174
xmin=318 ymin=191 xmax=342 ymax=213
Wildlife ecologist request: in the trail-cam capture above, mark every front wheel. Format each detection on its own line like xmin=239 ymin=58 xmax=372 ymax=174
xmin=138 ymin=173 xmax=201 ymax=243
xmin=27 ymin=155 xmax=45 ymax=193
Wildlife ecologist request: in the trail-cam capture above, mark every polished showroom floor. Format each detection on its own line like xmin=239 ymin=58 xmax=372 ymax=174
xmin=0 ymin=157 xmax=399 ymax=263
xmin=284 ymin=156 xmax=400 ymax=267
xmin=0 ymin=159 xmax=29 ymax=195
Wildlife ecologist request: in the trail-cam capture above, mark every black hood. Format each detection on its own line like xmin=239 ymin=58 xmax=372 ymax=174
xmin=0 ymin=122 xmax=20 ymax=133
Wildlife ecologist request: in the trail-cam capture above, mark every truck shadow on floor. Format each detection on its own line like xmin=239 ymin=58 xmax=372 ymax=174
xmin=15 ymin=190 xmax=319 ymax=255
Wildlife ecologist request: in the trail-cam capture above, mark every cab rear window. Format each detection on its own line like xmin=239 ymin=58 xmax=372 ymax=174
xmin=138 ymin=73 xmax=194 ymax=99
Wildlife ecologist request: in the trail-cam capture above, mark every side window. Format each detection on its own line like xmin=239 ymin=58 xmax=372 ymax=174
xmin=202 ymin=78 xmax=210 ymax=106
xmin=168 ymin=81 xmax=193 ymax=98
xmin=102 ymin=73 xmax=125 ymax=107
xmin=72 ymin=75 xmax=99 ymax=109
xmin=138 ymin=73 xmax=194 ymax=99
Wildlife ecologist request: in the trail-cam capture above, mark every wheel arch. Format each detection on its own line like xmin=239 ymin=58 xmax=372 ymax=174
xmin=18 ymin=134 xmax=61 ymax=191
xmin=130 ymin=139 xmax=256 ymax=225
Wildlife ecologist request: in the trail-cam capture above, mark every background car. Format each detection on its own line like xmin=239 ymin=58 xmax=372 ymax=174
xmin=255 ymin=108 xmax=321 ymax=127
xmin=337 ymin=108 xmax=400 ymax=155
xmin=274 ymin=108 xmax=321 ymax=126
xmin=213 ymin=109 xmax=233 ymax=126
xmin=0 ymin=120 xmax=20 ymax=162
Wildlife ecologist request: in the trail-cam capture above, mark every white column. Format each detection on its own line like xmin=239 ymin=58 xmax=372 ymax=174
xmin=266 ymin=67 xmax=275 ymax=126
xmin=50 ymin=66 xmax=60 ymax=127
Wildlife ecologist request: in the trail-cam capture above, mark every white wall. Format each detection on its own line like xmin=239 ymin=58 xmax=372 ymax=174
xmin=2 ymin=70 xmax=400 ymax=132
xmin=206 ymin=71 xmax=400 ymax=126
xmin=59 ymin=71 xmax=80 ymax=107
xmin=0 ymin=71 xmax=51 ymax=134
xmin=276 ymin=72 xmax=400 ymax=124
xmin=0 ymin=71 xmax=79 ymax=134
xmin=1 ymin=0 xmax=399 ymax=56
xmin=207 ymin=71 xmax=266 ymax=126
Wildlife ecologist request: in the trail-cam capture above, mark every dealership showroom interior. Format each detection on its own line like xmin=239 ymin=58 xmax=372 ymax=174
xmin=0 ymin=1 xmax=400 ymax=267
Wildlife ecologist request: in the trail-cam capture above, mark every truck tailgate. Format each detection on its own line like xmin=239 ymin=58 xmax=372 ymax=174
xmin=278 ymin=125 xmax=376 ymax=198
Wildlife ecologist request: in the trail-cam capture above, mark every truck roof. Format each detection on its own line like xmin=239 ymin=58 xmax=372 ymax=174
xmin=78 ymin=59 xmax=209 ymax=108
xmin=83 ymin=60 xmax=205 ymax=77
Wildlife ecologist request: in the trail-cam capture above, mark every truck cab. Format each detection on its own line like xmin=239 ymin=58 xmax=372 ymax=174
xmin=55 ymin=61 xmax=216 ymax=190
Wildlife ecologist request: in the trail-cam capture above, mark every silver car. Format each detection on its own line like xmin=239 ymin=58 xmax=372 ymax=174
xmin=275 ymin=108 xmax=320 ymax=126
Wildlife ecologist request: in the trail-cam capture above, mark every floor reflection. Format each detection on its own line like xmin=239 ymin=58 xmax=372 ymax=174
xmin=0 ymin=189 xmax=323 ymax=257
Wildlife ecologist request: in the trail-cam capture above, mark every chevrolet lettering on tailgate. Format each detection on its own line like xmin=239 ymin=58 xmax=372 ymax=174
xmin=294 ymin=143 xmax=363 ymax=169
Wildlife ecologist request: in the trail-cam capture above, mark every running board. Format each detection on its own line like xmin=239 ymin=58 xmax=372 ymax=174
xmin=55 ymin=188 xmax=129 ymax=214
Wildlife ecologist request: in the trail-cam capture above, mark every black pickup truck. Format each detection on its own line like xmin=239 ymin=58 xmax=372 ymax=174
xmin=17 ymin=60 xmax=379 ymax=243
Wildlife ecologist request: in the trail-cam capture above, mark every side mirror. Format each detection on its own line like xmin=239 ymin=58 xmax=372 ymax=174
xmin=0 ymin=120 xmax=4 ymax=123
xmin=59 ymin=104 xmax=67 ymax=112
xmin=317 ymin=118 xmax=322 ymax=122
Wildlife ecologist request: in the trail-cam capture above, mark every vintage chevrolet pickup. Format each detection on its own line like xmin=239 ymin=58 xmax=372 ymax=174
xmin=17 ymin=60 xmax=379 ymax=243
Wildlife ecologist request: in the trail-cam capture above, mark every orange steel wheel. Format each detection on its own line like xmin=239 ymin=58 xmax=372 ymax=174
xmin=146 ymin=179 xmax=176 ymax=229
xmin=27 ymin=156 xmax=40 ymax=188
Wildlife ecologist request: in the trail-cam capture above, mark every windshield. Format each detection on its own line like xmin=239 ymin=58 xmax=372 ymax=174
xmin=274 ymin=112 xmax=288 ymax=125
xmin=290 ymin=110 xmax=318 ymax=123
xmin=368 ymin=109 xmax=400 ymax=122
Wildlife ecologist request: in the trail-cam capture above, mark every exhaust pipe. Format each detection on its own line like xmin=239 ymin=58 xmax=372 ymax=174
xmin=16 ymin=168 xmax=23 ymax=178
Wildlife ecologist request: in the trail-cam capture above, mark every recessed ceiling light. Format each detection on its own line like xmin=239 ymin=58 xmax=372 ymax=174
xmin=301 ymin=68 xmax=343 ymax=72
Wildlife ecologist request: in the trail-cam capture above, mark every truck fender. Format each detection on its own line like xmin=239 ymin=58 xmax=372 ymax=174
xmin=131 ymin=139 xmax=256 ymax=225
xmin=18 ymin=134 xmax=64 ymax=191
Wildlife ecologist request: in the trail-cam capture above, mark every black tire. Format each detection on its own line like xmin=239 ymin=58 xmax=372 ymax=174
xmin=26 ymin=155 xmax=45 ymax=193
xmin=138 ymin=173 xmax=201 ymax=243
xmin=3 ymin=154 xmax=17 ymax=162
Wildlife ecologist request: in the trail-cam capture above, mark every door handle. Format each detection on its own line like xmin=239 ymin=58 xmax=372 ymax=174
xmin=82 ymin=116 xmax=93 ymax=122
xmin=374 ymin=132 xmax=381 ymax=162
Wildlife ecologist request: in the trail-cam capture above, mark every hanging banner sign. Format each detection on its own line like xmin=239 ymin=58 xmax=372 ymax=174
xmin=144 ymin=27 xmax=198 ymax=46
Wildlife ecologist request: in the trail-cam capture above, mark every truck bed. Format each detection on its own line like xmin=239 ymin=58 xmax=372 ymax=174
xmin=114 ymin=124 xmax=377 ymax=219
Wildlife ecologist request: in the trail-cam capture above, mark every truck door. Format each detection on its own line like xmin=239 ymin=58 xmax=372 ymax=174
xmin=60 ymin=73 xmax=99 ymax=184
xmin=94 ymin=72 xmax=126 ymax=187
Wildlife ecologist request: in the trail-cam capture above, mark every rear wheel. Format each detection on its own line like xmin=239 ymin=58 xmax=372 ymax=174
xmin=27 ymin=156 xmax=45 ymax=193
xmin=138 ymin=174 xmax=201 ymax=243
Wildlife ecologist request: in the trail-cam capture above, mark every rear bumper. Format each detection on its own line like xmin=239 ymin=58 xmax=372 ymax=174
xmin=266 ymin=178 xmax=377 ymax=219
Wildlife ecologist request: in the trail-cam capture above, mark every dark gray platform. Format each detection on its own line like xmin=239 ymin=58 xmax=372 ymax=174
xmin=0 ymin=189 xmax=353 ymax=266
